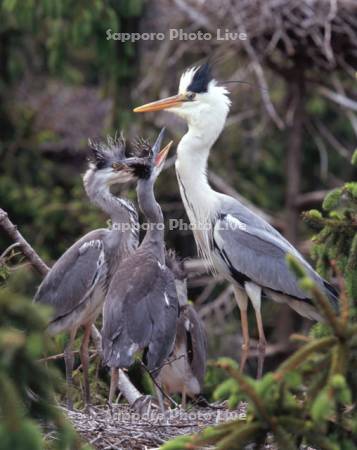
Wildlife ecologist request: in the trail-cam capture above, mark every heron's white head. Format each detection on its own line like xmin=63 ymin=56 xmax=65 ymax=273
xmin=134 ymin=64 xmax=231 ymax=132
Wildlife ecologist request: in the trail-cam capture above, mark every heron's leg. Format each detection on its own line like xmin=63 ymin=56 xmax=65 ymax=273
xmin=109 ymin=368 xmax=118 ymax=404
xmin=245 ymin=282 xmax=267 ymax=378
xmin=155 ymin=384 xmax=167 ymax=421
xmin=80 ymin=323 xmax=92 ymax=409
xmin=64 ymin=328 xmax=77 ymax=410
xmin=233 ymin=286 xmax=249 ymax=373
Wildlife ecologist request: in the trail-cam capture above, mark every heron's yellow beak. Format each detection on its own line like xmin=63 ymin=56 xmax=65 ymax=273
xmin=155 ymin=141 xmax=173 ymax=166
xmin=134 ymin=94 xmax=186 ymax=113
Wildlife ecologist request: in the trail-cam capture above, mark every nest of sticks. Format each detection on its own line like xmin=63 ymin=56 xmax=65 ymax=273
xmin=62 ymin=402 xmax=248 ymax=449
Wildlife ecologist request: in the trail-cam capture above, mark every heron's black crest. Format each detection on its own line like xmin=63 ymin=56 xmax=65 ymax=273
xmin=187 ymin=63 xmax=213 ymax=93
xmin=130 ymin=137 xmax=152 ymax=159
xmin=127 ymin=137 xmax=154 ymax=179
xmin=88 ymin=133 xmax=126 ymax=170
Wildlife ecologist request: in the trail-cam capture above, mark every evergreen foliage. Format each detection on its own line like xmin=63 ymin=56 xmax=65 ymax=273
xmin=0 ymin=270 xmax=91 ymax=450
xmin=161 ymin=166 xmax=357 ymax=449
xmin=304 ymin=151 xmax=357 ymax=304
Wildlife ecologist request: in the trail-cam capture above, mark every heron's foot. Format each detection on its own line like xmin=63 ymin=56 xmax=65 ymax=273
xmin=195 ymin=396 xmax=226 ymax=409
xmin=132 ymin=395 xmax=161 ymax=415
xmin=83 ymin=403 xmax=95 ymax=416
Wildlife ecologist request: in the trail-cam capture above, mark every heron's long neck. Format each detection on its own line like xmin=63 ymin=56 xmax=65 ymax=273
xmin=175 ymin=122 xmax=224 ymax=269
xmin=175 ymin=126 xmax=220 ymax=222
xmin=84 ymin=171 xmax=138 ymax=230
xmin=137 ymin=179 xmax=165 ymax=263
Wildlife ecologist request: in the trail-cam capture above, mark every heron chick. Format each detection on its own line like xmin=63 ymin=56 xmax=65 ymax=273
xmin=101 ymin=129 xmax=179 ymax=408
xmin=159 ymin=251 xmax=207 ymax=408
xmin=34 ymin=135 xmax=142 ymax=409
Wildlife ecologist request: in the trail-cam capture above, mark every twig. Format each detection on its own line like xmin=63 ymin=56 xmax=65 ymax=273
xmin=294 ymin=190 xmax=330 ymax=208
xmin=232 ymin=14 xmax=285 ymax=130
xmin=0 ymin=242 xmax=20 ymax=263
xmin=314 ymin=119 xmax=352 ymax=160
xmin=318 ymin=85 xmax=357 ymax=112
xmin=139 ymin=361 xmax=178 ymax=408
xmin=173 ymin=0 xmax=214 ymax=29
xmin=147 ymin=354 xmax=186 ymax=375
xmin=0 ymin=208 xmax=49 ymax=276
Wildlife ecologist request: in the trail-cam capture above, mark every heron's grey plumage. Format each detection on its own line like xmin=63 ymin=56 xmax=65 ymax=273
xmin=34 ymin=164 xmax=139 ymax=335
xmin=133 ymin=63 xmax=340 ymax=377
xmin=212 ymin=194 xmax=339 ymax=312
xmin=102 ymin=250 xmax=178 ymax=374
xmin=159 ymin=252 xmax=207 ymax=401
xmin=34 ymin=230 xmax=107 ymax=334
xmin=158 ymin=303 xmax=207 ymax=399
xmin=33 ymin=134 xmax=141 ymax=407
xmin=180 ymin=304 xmax=207 ymax=389
xmin=102 ymin=129 xmax=179 ymax=383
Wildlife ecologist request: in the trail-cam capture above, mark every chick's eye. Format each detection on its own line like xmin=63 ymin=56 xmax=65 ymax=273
xmin=186 ymin=92 xmax=196 ymax=101
xmin=112 ymin=162 xmax=123 ymax=170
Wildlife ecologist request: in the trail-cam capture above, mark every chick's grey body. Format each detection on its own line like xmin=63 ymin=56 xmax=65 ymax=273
xmin=158 ymin=254 xmax=207 ymax=403
xmin=102 ymin=247 xmax=178 ymax=373
xmin=34 ymin=137 xmax=139 ymax=408
xmin=158 ymin=303 xmax=207 ymax=400
xmin=101 ymin=130 xmax=179 ymax=390
xmin=35 ymin=226 xmax=136 ymax=335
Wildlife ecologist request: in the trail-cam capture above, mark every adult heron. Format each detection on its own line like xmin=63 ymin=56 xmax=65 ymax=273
xmin=34 ymin=136 xmax=140 ymax=408
xmin=101 ymin=129 xmax=179 ymax=407
xmin=159 ymin=251 xmax=207 ymax=407
xmin=134 ymin=63 xmax=339 ymax=375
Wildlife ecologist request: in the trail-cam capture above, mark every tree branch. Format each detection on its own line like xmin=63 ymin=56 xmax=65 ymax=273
xmin=295 ymin=190 xmax=330 ymax=208
xmin=318 ymin=85 xmax=357 ymax=112
xmin=0 ymin=208 xmax=49 ymax=276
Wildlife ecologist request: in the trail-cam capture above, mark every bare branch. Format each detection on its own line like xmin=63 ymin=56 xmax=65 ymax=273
xmin=231 ymin=13 xmax=285 ymax=129
xmin=0 ymin=208 xmax=49 ymax=276
xmin=295 ymin=190 xmax=330 ymax=208
xmin=0 ymin=242 xmax=20 ymax=263
xmin=314 ymin=119 xmax=352 ymax=160
xmin=318 ymin=85 xmax=357 ymax=112
xmin=173 ymin=0 xmax=214 ymax=30
xmin=199 ymin=285 xmax=235 ymax=322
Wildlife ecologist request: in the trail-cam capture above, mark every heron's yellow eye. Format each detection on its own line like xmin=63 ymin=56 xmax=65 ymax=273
xmin=186 ymin=91 xmax=196 ymax=101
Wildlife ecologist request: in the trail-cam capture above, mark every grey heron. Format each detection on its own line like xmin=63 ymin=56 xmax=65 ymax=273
xmin=134 ymin=63 xmax=339 ymax=376
xmin=101 ymin=129 xmax=179 ymax=406
xmin=34 ymin=136 xmax=141 ymax=409
xmin=159 ymin=251 xmax=207 ymax=408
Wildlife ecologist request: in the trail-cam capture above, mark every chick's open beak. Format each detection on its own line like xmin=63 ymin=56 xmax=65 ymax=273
xmin=155 ymin=141 xmax=173 ymax=167
xmin=133 ymin=94 xmax=186 ymax=113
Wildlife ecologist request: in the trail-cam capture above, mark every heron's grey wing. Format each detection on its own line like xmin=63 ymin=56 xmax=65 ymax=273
xmin=220 ymin=195 xmax=307 ymax=259
xmin=213 ymin=210 xmax=330 ymax=300
xmin=144 ymin=268 xmax=179 ymax=375
xmin=102 ymin=253 xmax=178 ymax=371
xmin=102 ymin=254 xmax=158 ymax=349
xmin=183 ymin=304 xmax=207 ymax=387
xmin=34 ymin=229 xmax=107 ymax=321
